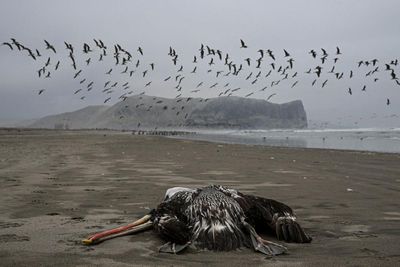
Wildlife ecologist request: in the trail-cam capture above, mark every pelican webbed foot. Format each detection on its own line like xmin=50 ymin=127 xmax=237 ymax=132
xmin=158 ymin=241 xmax=191 ymax=254
xmin=243 ymin=221 xmax=288 ymax=256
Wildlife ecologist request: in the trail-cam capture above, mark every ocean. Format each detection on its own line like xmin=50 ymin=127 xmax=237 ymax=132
xmin=176 ymin=128 xmax=400 ymax=154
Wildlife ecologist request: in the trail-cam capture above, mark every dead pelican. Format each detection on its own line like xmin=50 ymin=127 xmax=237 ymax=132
xmin=82 ymin=185 xmax=311 ymax=256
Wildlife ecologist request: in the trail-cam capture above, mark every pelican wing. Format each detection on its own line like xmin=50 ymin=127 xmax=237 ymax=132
xmin=236 ymin=193 xmax=312 ymax=243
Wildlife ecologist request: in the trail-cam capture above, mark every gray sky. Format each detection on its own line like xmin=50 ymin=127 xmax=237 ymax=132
xmin=1 ymin=0 xmax=400 ymax=128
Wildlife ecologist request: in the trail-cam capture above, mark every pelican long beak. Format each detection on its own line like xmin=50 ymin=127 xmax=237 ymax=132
xmin=82 ymin=214 xmax=153 ymax=245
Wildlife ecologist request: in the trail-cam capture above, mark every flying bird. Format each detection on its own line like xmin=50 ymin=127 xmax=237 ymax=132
xmin=2 ymin=42 xmax=13 ymax=50
xmin=55 ymin=61 xmax=60 ymax=70
xmin=44 ymin=40 xmax=56 ymax=53
xmin=83 ymin=43 xmax=92 ymax=53
xmin=240 ymin=39 xmax=247 ymax=48
xmin=267 ymin=93 xmax=277 ymax=101
xmin=74 ymin=70 xmax=82 ymax=79
xmin=283 ymin=49 xmax=290 ymax=57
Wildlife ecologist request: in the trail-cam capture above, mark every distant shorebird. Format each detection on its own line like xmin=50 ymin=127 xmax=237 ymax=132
xmin=83 ymin=185 xmax=311 ymax=256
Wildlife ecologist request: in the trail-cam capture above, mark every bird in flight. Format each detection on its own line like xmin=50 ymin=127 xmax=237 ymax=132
xmin=240 ymin=39 xmax=247 ymax=48
xmin=2 ymin=42 xmax=13 ymax=50
xmin=44 ymin=40 xmax=56 ymax=53
xmin=283 ymin=49 xmax=290 ymax=57
xmin=138 ymin=47 xmax=143 ymax=55
xmin=267 ymin=93 xmax=277 ymax=101
xmin=74 ymin=70 xmax=82 ymax=79
xmin=336 ymin=46 xmax=342 ymax=55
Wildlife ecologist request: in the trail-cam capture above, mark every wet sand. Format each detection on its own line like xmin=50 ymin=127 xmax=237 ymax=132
xmin=0 ymin=129 xmax=399 ymax=266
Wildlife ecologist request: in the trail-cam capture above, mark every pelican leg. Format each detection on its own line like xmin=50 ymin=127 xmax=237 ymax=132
xmin=243 ymin=221 xmax=287 ymax=256
xmin=158 ymin=241 xmax=191 ymax=254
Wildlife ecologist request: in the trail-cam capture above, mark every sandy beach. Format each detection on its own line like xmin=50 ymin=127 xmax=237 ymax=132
xmin=0 ymin=129 xmax=399 ymax=266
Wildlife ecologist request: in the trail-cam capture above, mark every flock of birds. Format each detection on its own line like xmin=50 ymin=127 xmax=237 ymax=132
xmin=2 ymin=38 xmax=399 ymax=121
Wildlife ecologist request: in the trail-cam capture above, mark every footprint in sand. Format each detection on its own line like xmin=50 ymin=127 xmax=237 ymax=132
xmin=85 ymin=225 xmax=104 ymax=229
xmin=383 ymin=211 xmax=400 ymax=221
xmin=0 ymin=221 xmax=24 ymax=228
xmin=340 ymin=224 xmax=377 ymax=239
xmin=360 ymin=247 xmax=380 ymax=256
xmin=0 ymin=234 xmax=30 ymax=242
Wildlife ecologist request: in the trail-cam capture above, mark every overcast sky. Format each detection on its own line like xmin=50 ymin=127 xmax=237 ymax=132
xmin=1 ymin=0 xmax=399 ymax=127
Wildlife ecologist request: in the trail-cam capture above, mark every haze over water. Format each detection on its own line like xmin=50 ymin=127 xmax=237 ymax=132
xmin=178 ymin=128 xmax=400 ymax=153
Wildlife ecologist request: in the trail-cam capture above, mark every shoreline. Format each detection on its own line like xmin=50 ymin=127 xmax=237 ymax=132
xmin=0 ymin=130 xmax=400 ymax=266
xmin=1 ymin=127 xmax=400 ymax=155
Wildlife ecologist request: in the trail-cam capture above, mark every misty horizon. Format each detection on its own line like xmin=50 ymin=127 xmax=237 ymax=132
xmin=1 ymin=0 xmax=400 ymax=129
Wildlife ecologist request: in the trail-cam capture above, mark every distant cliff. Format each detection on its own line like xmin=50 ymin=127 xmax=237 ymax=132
xmin=186 ymin=97 xmax=307 ymax=129
xmin=30 ymin=95 xmax=307 ymax=129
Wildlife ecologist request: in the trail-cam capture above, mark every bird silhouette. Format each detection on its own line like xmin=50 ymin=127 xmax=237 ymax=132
xmin=138 ymin=47 xmax=143 ymax=55
xmin=74 ymin=70 xmax=82 ymax=79
xmin=348 ymin=87 xmax=352 ymax=95
xmin=44 ymin=40 xmax=56 ymax=53
xmin=240 ymin=39 xmax=247 ymax=48
xmin=2 ymin=42 xmax=13 ymax=50
xmin=267 ymin=93 xmax=276 ymax=101
xmin=283 ymin=49 xmax=290 ymax=57
xmin=267 ymin=49 xmax=275 ymax=60
xmin=83 ymin=43 xmax=92 ymax=53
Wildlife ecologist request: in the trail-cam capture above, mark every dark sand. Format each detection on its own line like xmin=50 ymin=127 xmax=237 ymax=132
xmin=0 ymin=129 xmax=399 ymax=266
